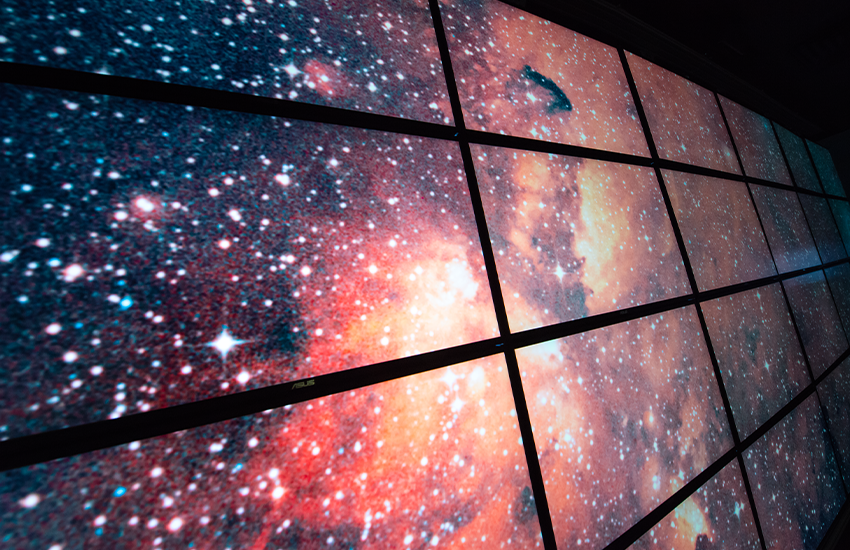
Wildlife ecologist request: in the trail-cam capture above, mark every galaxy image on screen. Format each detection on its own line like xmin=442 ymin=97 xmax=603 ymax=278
xmin=1 ymin=1 xmax=849 ymax=549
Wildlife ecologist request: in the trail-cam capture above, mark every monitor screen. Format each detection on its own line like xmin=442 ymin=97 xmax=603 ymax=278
xmin=631 ymin=460 xmax=760 ymax=550
xmin=783 ymin=271 xmax=848 ymax=378
xmin=825 ymin=263 xmax=850 ymax=334
xmin=808 ymin=141 xmax=846 ymax=197
xmin=0 ymin=355 xmax=543 ymax=548
xmin=0 ymin=0 xmax=454 ymax=123
xmin=661 ymin=170 xmax=776 ymax=291
xmin=744 ymin=394 xmax=844 ymax=550
xmin=830 ymin=199 xmax=850 ymax=249
xmin=516 ymin=306 xmax=732 ymax=548
xmin=625 ymin=52 xmax=740 ymax=174
xmin=818 ymin=356 xmax=850 ymax=488
xmin=471 ymin=144 xmax=689 ymax=331
xmin=441 ymin=0 xmax=649 ymax=156
xmin=774 ymin=124 xmax=822 ymax=192
xmin=701 ymin=284 xmax=810 ymax=439
xmin=717 ymin=96 xmax=792 ymax=185
xmin=798 ymin=194 xmax=847 ymax=263
xmin=0 ymin=83 xmax=497 ymax=437
xmin=3 ymin=0 xmax=850 ymax=548
xmin=749 ymin=185 xmax=820 ymax=273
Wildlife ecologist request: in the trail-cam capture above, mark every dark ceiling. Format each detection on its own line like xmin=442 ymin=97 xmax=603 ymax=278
xmin=611 ymin=0 xmax=850 ymax=141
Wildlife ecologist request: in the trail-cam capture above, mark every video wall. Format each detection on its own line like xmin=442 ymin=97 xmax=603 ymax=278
xmin=1 ymin=0 xmax=848 ymax=549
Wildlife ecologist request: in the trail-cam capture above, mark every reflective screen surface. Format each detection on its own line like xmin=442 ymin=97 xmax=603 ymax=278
xmin=2 ymin=1 xmax=850 ymax=549
xmin=0 ymin=0 xmax=455 ymax=124
xmin=744 ymin=394 xmax=845 ymax=550
xmin=783 ymin=271 xmax=848 ymax=378
xmin=662 ymin=170 xmax=775 ymax=291
xmin=442 ymin=0 xmax=649 ymax=156
xmin=750 ymin=184 xmax=820 ymax=273
xmin=808 ymin=141 xmax=846 ymax=197
xmin=517 ymin=307 xmax=731 ymax=550
xmin=831 ymin=199 xmax=850 ymax=248
xmin=798 ymin=194 xmax=847 ymax=264
xmin=718 ymin=96 xmax=792 ymax=185
xmin=774 ymin=124 xmax=822 ymax=192
xmin=818 ymin=357 xmax=850 ymax=488
xmin=0 ymin=356 xmax=543 ymax=548
xmin=702 ymin=284 xmax=810 ymax=440
xmin=626 ymin=52 xmax=740 ymax=174
xmin=473 ymin=145 xmax=689 ymax=331
xmin=825 ymin=263 xmax=850 ymax=334
xmin=0 ymin=84 xmax=497 ymax=437
xmin=630 ymin=461 xmax=760 ymax=550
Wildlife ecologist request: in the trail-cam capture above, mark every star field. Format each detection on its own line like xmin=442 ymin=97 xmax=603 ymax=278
xmin=1 ymin=0 xmax=849 ymax=549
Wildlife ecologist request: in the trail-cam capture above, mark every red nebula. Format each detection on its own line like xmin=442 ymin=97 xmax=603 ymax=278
xmin=303 ymin=60 xmax=349 ymax=99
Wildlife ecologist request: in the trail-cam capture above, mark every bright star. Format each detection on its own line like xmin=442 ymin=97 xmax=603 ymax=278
xmin=450 ymin=397 xmax=465 ymax=413
xmin=207 ymin=327 xmax=248 ymax=361
xmin=439 ymin=368 xmax=461 ymax=389
xmin=553 ymin=263 xmax=567 ymax=282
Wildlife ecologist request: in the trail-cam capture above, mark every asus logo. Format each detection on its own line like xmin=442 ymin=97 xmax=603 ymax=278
xmin=292 ymin=379 xmax=315 ymax=389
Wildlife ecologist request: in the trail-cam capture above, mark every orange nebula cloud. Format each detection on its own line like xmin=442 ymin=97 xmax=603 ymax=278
xmin=473 ymin=144 xmax=689 ymax=331
xmin=443 ymin=0 xmax=649 ymax=156
xmin=518 ymin=307 xmax=733 ymax=548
